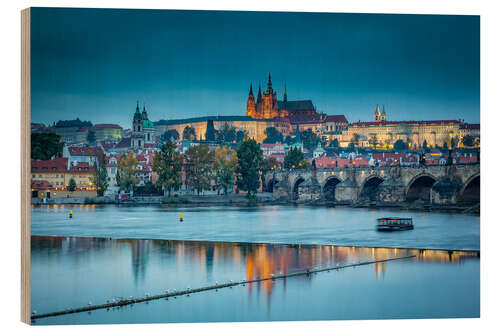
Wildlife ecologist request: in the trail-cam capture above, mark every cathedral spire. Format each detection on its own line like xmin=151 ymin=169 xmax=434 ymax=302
xmin=283 ymin=82 xmax=287 ymax=103
xmin=295 ymin=120 xmax=301 ymax=144
xmin=249 ymin=83 xmax=254 ymax=96
xmin=257 ymin=84 xmax=262 ymax=103
xmin=266 ymin=72 xmax=273 ymax=93
xmin=136 ymin=101 xmax=140 ymax=112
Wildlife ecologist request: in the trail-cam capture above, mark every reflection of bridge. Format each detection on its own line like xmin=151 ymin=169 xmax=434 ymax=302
xmin=265 ymin=164 xmax=480 ymax=205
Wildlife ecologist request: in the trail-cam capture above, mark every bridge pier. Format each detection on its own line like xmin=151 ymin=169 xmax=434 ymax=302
xmin=335 ymin=179 xmax=358 ymax=203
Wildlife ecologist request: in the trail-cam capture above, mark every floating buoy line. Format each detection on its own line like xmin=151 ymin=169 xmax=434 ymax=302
xmin=31 ymin=255 xmax=416 ymax=321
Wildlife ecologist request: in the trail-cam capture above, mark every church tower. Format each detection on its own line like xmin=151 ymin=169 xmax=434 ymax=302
xmin=246 ymin=83 xmax=256 ymax=117
xmin=279 ymin=83 xmax=289 ymax=118
xmin=374 ymin=105 xmax=381 ymax=122
xmin=381 ymin=105 xmax=387 ymax=121
xmin=256 ymin=85 xmax=263 ymax=118
xmin=132 ymin=102 xmax=155 ymax=149
xmin=260 ymin=73 xmax=279 ymax=119
xmin=132 ymin=101 xmax=143 ymax=149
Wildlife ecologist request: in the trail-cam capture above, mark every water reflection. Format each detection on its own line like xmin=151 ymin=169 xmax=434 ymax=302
xmin=31 ymin=236 xmax=480 ymax=324
xmin=31 ymin=236 xmax=479 ymax=302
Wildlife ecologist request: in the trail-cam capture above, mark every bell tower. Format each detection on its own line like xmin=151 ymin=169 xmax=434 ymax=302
xmin=374 ymin=105 xmax=381 ymax=122
xmin=246 ymin=83 xmax=256 ymax=118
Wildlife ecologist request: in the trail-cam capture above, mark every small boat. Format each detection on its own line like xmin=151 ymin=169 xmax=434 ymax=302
xmin=376 ymin=217 xmax=414 ymax=231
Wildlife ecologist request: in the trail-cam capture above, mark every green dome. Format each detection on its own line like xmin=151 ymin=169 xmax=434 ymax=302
xmin=142 ymin=119 xmax=155 ymax=128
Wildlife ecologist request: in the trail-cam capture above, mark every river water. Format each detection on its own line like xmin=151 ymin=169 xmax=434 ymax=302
xmin=30 ymin=204 xmax=480 ymax=324
xmin=31 ymin=236 xmax=479 ymax=325
xmin=31 ymin=204 xmax=480 ymax=250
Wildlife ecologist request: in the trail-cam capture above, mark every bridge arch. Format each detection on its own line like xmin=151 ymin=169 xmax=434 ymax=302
xmin=322 ymin=177 xmax=341 ymax=201
xmin=406 ymin=173 xmax=438 ymax=203
xmin=292 ymin=177 xmax=306 ymax=201
xmin=358 ymin=176 xmax=385 ymax=202
xmin=458 ymin=173 xmax=480 ymax=204
xmin=266 ymin=179 xmax=279 ymax=193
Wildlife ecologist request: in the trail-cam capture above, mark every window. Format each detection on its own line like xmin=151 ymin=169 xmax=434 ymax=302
xmin=32 ymin=174 xmax=35 ymax=178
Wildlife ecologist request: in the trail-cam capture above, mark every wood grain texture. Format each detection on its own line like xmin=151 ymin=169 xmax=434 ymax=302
xmin=21 ymin=7 xmax=31 ymax=325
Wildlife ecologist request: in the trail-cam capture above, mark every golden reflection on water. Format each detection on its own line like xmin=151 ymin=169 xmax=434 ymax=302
xmin=31 ymin=236 xmax=479 ymax=303
xmin=31 ymin=204 xmax=98 ymax=213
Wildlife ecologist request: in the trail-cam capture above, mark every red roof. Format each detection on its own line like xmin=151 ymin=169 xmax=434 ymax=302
xmin=104 ymin=154 xmax=123 ymax=166
xmin=31 ymin=180 xmax=53 ymax=190
xmin=68 ymin=162 xmax=94 ymax=173
xmin=31 ymin=157 xmax=68 ymax=173
xmin=325 ymin=115 xmax=348 ymax=123
xmin=68 ymin=146 xmax=104 ymax=156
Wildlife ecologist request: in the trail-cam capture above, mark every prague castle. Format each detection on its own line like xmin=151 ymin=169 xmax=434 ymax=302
xmin=155 ymin=73 xmax=348 ymax=143
xmin=246 ymin=73 xmax=317 ymax=120
xmin=151 ymin=73 xmax=479 ymax=148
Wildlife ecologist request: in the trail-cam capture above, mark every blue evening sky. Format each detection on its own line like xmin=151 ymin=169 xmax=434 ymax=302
xmin=30 ymin=8 xmax=480 ymax=129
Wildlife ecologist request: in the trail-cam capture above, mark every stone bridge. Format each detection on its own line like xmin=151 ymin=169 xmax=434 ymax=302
xmin=264 ymin=164 xmax=480 ymax=206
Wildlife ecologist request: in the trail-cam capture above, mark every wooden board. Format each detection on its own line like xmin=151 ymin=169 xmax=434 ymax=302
xmin=21 ymin=7 xmax=31 ymax=325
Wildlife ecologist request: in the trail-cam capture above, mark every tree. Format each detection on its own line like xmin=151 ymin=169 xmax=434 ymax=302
xmin=300 ymin=129 xmax=321 ymax=150
xmin=117 ymin=151 xmax=139 ymax=193
xmin=162 ymin=129 xmax=180 ymax=142
xmin=284 ymin=147 xmax=310 ymax=170
xmin=183 ymin=126 xmax=196 ymax=140
xmin=329 ymin=138 xmax=339 ymax=148
xmin=55 ymin=118 xmax=92 ymax=128
xmin=284 ymin=135 xmax=295 ymax=145
xmin=92 ymin=155 xmax=108 ymax=196
xmin=462 ymin=135 xmax=475 ymax=147
xmin=263 ymin=127 xmax=284 ymax=144
xmin=87 ymin=130 xmax=96 ymax=145
xmin=350 ymin=133 xmax=360 ymax=149
xmin=215 ymin=146 xmax=238 ymax=195
xmin=236 ymin=138 xmax=264 ymax=198
xmin=153 ymin=141 xmax=184 ymax=196
xmin=450 ymin=137 xmax=457 ymax=149
xmin=205 ymin=120 xmax=217 ymax=141
xmin=368 ymin=134 xmax=378 ymax=149
xmin=393 ymin=139 xmax=407 ymax=151
xmin=143 ymin=180 xmax=158 ymax=194
xmin=184 ymin=144 xmax=214 ymax=195
xmin=68 ymin=178 xmax=76 ymax=192
xmin=215 ymin=123 xmax=237 ymax=143
xmin=31 ymin=133 xmax=64 ymax=160
xmin=423 ymin=139 xmax=429 ymax=151
xmin=236 ymin=130 xmax=247 ymax=143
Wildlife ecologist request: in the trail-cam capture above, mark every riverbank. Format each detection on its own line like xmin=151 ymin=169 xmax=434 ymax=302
xmin=31 ymin=193 xmax=479 ymax=215
xmin=30 ymin=193 xmax=275 ymax=206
